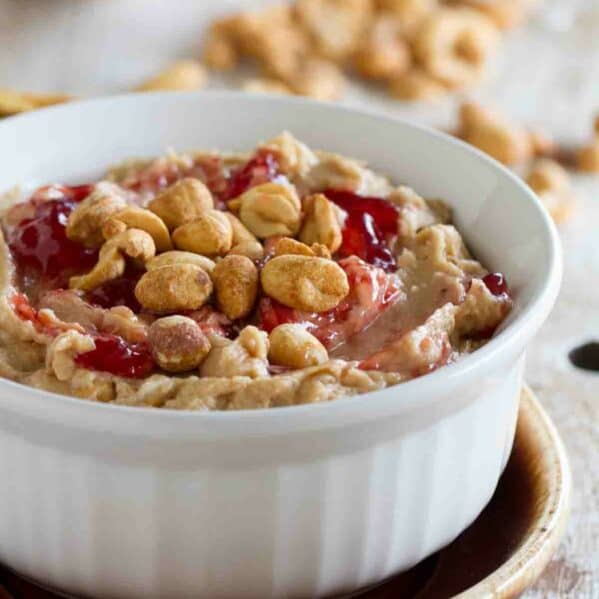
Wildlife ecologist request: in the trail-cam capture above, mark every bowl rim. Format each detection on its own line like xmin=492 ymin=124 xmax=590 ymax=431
xmin=0 ymin=91 xmax=563 ymax=432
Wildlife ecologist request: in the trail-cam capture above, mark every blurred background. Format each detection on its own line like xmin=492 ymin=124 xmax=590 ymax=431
xmin=1 ymin=0 xmax=598 ymax=596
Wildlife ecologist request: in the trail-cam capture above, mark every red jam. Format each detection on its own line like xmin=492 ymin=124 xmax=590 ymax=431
xmin=258 ymin=257 xmax=401 ymax=348
xmin=482 ymin=272 xmax=510 ymax=297
xmin=223 ymin=150 xmax=280 ymax=201
xmin=75 ymin=334 xmax=154 ymax=379
xmin=324 ymin=190 xmax=400 ymax=272
xmin=8 ymin=185 xmax=97 ymax=290
xmin=86 ymin=264 xmax=144 ymax=312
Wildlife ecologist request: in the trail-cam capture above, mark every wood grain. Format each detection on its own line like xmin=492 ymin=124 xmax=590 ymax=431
xmin=0 ymin=1 xmax=598 ymax=595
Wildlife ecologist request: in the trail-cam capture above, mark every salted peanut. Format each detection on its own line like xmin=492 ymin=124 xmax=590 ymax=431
xmin=135 ymin=60 xmax=207 ymax=92
xmin=458 ymin=102 xmax=532 ymax=166
xmin=148 ymin=178 xmax=214 ymax=230
xmin=310 ymin=244 xmax=332 ymax=259
xmin=146 ymin=251 xmax=216 ymax=274
xmin=413 ymin=9 xmax=499 ymax=88
xmin=237 ymin=183 xmax=302 ymax=239
xmin=211 ymin=255 xmax=259 ymax=320
xmin=295 ymin=0 xmax=373 ymax=60
xmin=354 ymin=16 xmax=411 ymax=80
xmin=69 ymin=229 xmax=155 ymax=292
xmin=526 ymin=159 xmax=570 ymax=194
xmin=242 ymin=78 xmax=293 ymax=95
xmin=135 ymin=264 xmax=213 ymax=313
xmin=299 ymin=193 xmax=343 ymax=253
xmin=286 ymin=58 xmax=345 ymax=101
xmin=172 ymin=210 xmax=233 ymax=256
xmin=389 ymin=68 xmax=446 ymax=101
xmin=528 ymin=129 xmax=557 ymax=158
xmin=261 ymin=131 xmax=318 ymax=178
xmin=66 ymin=183 xmax=127 ymax=247
xmin=576 ymin=142 xmax=599 ymax=173
xmin=203 ymin=19 xmax=239 ymax=71
xmin=147 ymin=315 xmax=211 ymax=372
xmin=0 ymin=88 xmax=71 ymax=116
xmin=269 ymin=324 xmax=328 ymax=369
xmin=102 ymin=206 xmax=172 ymax=252
xmin=228 ymin=241 xmax=265 ymax=261
xmin=261 ymin=255 xmax=349 ymax=312
xmin=224 ymin=212 xmax=258 ymax=244
xmin=274 ymin=237 xmax=314 ymax=257
xmin=376 ymin=0 xmax=438 ymax=36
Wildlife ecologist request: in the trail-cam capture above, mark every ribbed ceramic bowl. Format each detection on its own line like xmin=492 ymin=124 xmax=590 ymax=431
xmin=0 ymin=93 xmax=561 ymax=599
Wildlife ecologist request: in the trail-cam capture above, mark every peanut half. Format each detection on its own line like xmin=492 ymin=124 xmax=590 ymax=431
xmin=212 ymin=255 xmax=259 ymax=320
xmin=261 ymin=255 xmax=349 ymax=312
xmin=148 ymin=178 xmax=214 ymax=230
xmin=299 ymin=193 xmax=343 ymax=253
xmin=268 ymin=324 xmax=328 ymax=369
xmin=172 ymin=210 xmax=233 ymax=256
xmin=135 ymin=264 xmax=213 ymax=313
xmin=102 ymin=206 xmax=172 ymax=252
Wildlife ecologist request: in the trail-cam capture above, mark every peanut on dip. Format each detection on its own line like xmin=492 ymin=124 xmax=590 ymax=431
xmin=0 ymin=132 xmax=512 ymax=410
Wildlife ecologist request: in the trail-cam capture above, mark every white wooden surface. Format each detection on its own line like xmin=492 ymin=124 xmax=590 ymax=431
xmin=1 ymin=0 xmax=598 ymax=596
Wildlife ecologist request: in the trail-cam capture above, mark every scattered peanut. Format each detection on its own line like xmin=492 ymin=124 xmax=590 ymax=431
xmin=261 ymin=255 xmax=349 ymax=312
xmin=575 ymin=114 xmax=599 ymax=172
xmin=146 ymin=251 xmax=216 ymax=274
xmin=148 ymin=178 xmax=214 ymax=230
xmin=65 ymin=183 xmax=127 ymax=247
xmin=299 ymin=193 xmax=343 ymax=253
xmin=212 ymin=255 xmax=259 ymax=320
xmin=135 ymin=60 xmax=207 ymax=92
xmin=526 ymin=159 xmax=575 ymax=223
xmin=172 ymin=210 xmax=233 ymax=256
xmin=242 ymin=78 xmax=294 ymax=95
xmin=102 ymin=206 xmax=172 ymax=252
xmin=148 ymin=315 xmax=211 ymax=372
xmin=389 ymin=68 xmax=446 ymax=101
xmin=237 ymin=183 xmax=302 ymax=239
xmin=285 ymin=58 xmax=345 ymax=101
xmin=269 ymin=324 xmax=328 ymax=369
xmin=0 ymin=88 xmax=72 ymax=117
xmin=135 ymin=264 xmax=214 ymax=313
xmin=228 ymin=241 xmax=265 ymax=261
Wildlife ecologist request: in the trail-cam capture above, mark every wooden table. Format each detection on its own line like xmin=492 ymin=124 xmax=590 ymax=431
xmin=1 ymin=1 xmax=598 ymax=596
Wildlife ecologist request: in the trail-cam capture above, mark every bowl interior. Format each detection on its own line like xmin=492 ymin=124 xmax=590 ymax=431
xmin=0 ymin=92 xmax=561 ymax=424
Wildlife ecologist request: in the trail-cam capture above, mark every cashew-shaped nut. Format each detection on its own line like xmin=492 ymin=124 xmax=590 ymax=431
xmin=238 ymin=182 xmax=302 ymax=239
xmin=102 ymin=206 xmax=172 ymax=252
xmin=212 ymin=255 xmax=259 ymax=320
xmin=261 ymin=255 xmax=349 ymax=312
xmin=146 ymin=251 xmax=216 ymax=274
xmin=299 ymin=194 xmax=343 ymax=253
xmin=69 ymin=229 xmax=155 ymax=291
xmin=135 ymin=264 xmax=213 ymax=313
xmin=268 ymin=324 xmax=328 ymax=369
xmin=172 ymin=210 xmax=233 ymax=256
xmin=413 ymin=9 xmax=499 ymax=87
xmin=148 ymin=178 xmax=214 ymax=230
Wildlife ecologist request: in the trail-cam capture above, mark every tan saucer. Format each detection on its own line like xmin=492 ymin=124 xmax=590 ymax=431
xmin=0 ymin=387 xmax=571 ymax=599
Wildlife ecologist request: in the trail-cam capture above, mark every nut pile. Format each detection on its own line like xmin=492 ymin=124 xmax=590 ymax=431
xmin=203 ymin=0 xmax=539 ymax=102
xmin=63 ymin=163 xmax=352 ymax=373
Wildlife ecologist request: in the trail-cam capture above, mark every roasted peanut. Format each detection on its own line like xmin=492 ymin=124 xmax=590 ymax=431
xmin=148 ymin=315 xmax=211 ymax=372
xmin=211 ymin=255 xmax=259 ymax=320
xmin=260 ymin=131 xmax=318 ymax=178
xmin=274 ymin=237 xmax=315 ymax=257
xmin=135 ymin=60 xmax=207 ymax=92
xmin=102 ymin=206 xmax=172 ymax=252
xmin=135 ymin=264 xmax=213 ymax=313
xmin=224 ymin=212 xmax=258 ymax=244
xmin=354 ymin=16 xmax=411 ymax=80
xmin=203 ymin=19 xmax=239 ymax=71
xmin=0 ymin=88 xmax=71 ymax=117
xmin=576 ymin=142 xmax=599 ymax=173
xmin=268 ymin=324 xmax=328 ymax=369
xmin=458 ymin=102 xmax=532 ymax=166
xmin=228 ymin=241 xmax=265 ymax=261
xmin=299 ymin=193 xmax=343 ymax=253
xmin=148 ymin=178 xmax=214 ymax=230
xmin=285 ymin=58 xmax=345 ymax=101
xmin=172 ymin=210 xmax=233 ymax=256
xmin=66 ymin=183 xmax=127 ymax=247
xmin=261 ymin=255 xmax=349 ymax=312
xmin=413 ymin=9 xmax=499 ymax=88
xmin=389 ymin=68 xmax=446 ymax=101
xmin=376 ymin=0 xmax=438 ymax=35
xmin=146 ymin=251 xmax=216 ymax=274
xmin=237 ymin=182 xmax=302 ymax=239
xmin=526 ymin=159 xmax=570 ymax=195
xmin=69 ymin=229 xmax=155 ymax=291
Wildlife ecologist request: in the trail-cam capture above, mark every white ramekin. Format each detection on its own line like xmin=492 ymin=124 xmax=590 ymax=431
xmin=0 ymin=93 xmax=561 ymax=599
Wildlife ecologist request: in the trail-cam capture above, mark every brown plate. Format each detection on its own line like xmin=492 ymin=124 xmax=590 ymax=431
xmin=0 ymin=386 xmax=571 ymax=599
